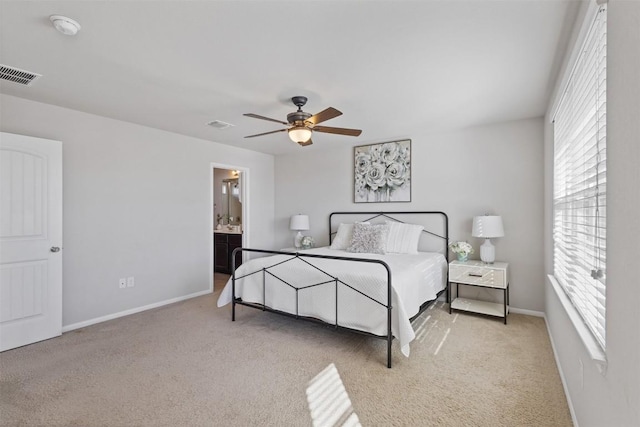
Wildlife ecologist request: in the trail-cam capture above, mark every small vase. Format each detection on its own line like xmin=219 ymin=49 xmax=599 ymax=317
xmin=457 ymin=253 xmax=468 ymax=262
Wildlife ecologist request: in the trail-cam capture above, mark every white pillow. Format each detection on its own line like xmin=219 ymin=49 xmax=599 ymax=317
xmin=385 ymin=221 xmax=424 ymax=254
xmin=330 ymin=222 xmax=369 ymax=250
xmin=346 ymin=223 xmax=389 ymax=254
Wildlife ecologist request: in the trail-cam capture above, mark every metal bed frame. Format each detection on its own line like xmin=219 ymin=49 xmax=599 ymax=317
xmin=230 ymin=211 xmax=449 ymax=368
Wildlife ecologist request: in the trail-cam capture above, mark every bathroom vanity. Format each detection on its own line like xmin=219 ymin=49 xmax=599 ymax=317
xmin=214 ymin=230 xmax=243 ymax=274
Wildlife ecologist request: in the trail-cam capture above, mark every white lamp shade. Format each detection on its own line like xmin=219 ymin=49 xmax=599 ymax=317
xmin=288 ymin=127 xmax=312 ymax=143
xmin=472 ymin=216 xmax=504 ymax=238
xmin=290 ymin=214 xmax=309 ymax=231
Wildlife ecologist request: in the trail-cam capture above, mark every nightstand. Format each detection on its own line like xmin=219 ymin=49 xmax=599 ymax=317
xmin=448 ymin=260 xmax=509 ymax=324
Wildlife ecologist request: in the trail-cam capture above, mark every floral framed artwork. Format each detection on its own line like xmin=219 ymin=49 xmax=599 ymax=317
xmin=354 ymin=139 xmax=411 ymax=203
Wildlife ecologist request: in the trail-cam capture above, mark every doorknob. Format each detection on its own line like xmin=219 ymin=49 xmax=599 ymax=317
xmin=50 ymin=247 xmax=61 ymax=253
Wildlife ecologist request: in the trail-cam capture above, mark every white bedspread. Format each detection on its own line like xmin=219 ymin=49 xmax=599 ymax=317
xmin=217 ymin=247 xmax=447 ymax=357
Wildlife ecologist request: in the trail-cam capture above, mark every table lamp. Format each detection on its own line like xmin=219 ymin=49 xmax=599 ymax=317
xmin=290 ymin=214 xmax=309 ymax=249
xmin=472 ymin=215 xmax=504 ymax=264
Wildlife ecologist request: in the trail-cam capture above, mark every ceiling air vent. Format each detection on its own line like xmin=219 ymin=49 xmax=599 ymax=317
xmin=207 ymin=120 xmax=234 ymax=130
xmin=0 ymin=64 xmax=42 ymax=86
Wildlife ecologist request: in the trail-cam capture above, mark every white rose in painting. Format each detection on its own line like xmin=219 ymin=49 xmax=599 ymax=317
xmin=368 ymin=144 xmax=382 ymax=163
xmin=380 ymin=142 xmax=400 ymax=164
xmin=354 ymin=152 xmax=371 ymax=176
xmin=386 ymin=161 xmax=407 ymax=188
xmin=364 ymin=162 xmax=386 ymax=190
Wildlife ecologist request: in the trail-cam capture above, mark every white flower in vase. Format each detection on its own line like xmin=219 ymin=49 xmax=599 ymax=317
xmin=448 ymin=241 xmax=474 ymax=261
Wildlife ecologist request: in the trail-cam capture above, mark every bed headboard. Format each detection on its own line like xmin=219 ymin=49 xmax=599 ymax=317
xmin=328 ymin=211 xmax=449 ymax=260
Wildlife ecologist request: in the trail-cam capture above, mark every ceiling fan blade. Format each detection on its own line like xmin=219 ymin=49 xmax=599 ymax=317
xmin=244 ymin=113 xmax=288 ymax=125
xmin=244 ymin=129 xmax=287 ymax=138
xmin=313 ymin=126 xmax=362 ymax=137
xmin=306 ymin=107 xmax=342 ymax=125
xmin=298 ymin=139 xmax=313 ymax=147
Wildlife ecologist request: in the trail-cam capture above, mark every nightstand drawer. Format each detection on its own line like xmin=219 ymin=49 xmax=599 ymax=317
xmin=449 ymin=261 xmax=507 ymax=289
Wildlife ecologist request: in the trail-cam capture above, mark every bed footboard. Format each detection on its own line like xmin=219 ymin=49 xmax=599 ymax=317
xmin=231 ymin=248 xmax=395 ymax=368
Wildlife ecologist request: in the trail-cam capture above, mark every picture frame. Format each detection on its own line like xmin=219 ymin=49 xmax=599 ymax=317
xmin=354 ymin=139 xmax=411 ymax=203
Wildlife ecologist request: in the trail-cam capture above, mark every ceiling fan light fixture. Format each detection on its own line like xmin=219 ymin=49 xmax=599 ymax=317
xmin=288 ymin=126 xmax=312 ymax=143
xmin=244 ymin=96 xmax=360 ymax=147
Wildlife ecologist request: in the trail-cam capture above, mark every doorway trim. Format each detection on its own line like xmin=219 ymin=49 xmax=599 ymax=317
xmin=210 ymin=163 xmax=249 ymax=291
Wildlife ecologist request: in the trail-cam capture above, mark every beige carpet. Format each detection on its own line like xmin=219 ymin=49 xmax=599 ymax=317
xmin=1 ymin=276 xmax=572 ymax=426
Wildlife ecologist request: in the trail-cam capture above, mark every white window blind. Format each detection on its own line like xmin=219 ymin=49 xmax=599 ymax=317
xmin=553 ymin=5 xmax=607 ymax=350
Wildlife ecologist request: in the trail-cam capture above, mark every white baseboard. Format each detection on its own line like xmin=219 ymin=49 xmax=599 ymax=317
xmin=544 ymin=314 xmax=580 ymax=427
xmin=62 ymin=289 xmax=213 ymax=333
xmin=509 ymin=307 xmax=544 ymax=317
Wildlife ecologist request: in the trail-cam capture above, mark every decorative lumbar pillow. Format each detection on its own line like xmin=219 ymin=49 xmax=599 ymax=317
xmin=385 ymin=221 xmax=424 ymax=254
xmin=330 ymin=222 xmax=369 ymax=250
xmin=347 ymin=223 xmax=390 ymax=254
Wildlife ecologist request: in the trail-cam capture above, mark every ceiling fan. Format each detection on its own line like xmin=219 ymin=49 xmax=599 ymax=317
xmin=244 ymin=96 xmax=362 ymax=146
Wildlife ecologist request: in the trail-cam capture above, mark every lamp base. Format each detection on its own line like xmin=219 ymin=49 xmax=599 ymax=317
xmin=294 ymin=231 xmax=303 ymax=249
xmin=480 ymin=238 xmax=496 ymax=263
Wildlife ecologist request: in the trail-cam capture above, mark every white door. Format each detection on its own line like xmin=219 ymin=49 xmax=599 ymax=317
xmin=0 ymin=132 xmax=63 ymax=351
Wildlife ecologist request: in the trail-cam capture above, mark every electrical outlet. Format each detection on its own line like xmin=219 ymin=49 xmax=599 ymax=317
xmin=127 ymin=276 xmax=135 ymax=288
xmin=119 ymin=278 xmax=126 ymax=289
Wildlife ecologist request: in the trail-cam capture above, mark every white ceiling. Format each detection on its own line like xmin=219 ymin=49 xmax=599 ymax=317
xmin=0 ymin=1 xmax=580 ymax=155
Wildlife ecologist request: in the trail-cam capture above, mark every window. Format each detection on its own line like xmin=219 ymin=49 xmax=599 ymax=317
xmin=553 ymin=5 xmax=607 ymax=350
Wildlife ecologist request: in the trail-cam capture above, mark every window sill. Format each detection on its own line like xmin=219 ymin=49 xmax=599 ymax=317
xmin=547 ymin=274 xmax=607 ymax=373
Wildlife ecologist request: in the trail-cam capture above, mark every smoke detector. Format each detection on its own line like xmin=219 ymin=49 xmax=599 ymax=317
xmin=49 ymin=15 xmax=81 ymax=36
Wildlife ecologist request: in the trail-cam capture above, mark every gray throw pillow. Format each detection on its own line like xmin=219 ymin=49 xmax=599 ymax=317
xmin=346 ymin=223 xmax=389 ymax=254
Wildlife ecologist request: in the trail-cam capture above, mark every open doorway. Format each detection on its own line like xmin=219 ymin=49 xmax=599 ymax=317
xmin=211 ymin=165 xmax=248 ymax=291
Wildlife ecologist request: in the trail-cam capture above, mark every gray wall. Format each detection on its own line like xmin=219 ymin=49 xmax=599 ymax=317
xmin=0 ymin=94 xmax=275 ymax=328
xmin=544 ymin=1 xmax=640 ymax=426
xmin=274 ymin=117 xmax=545 ymax=312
